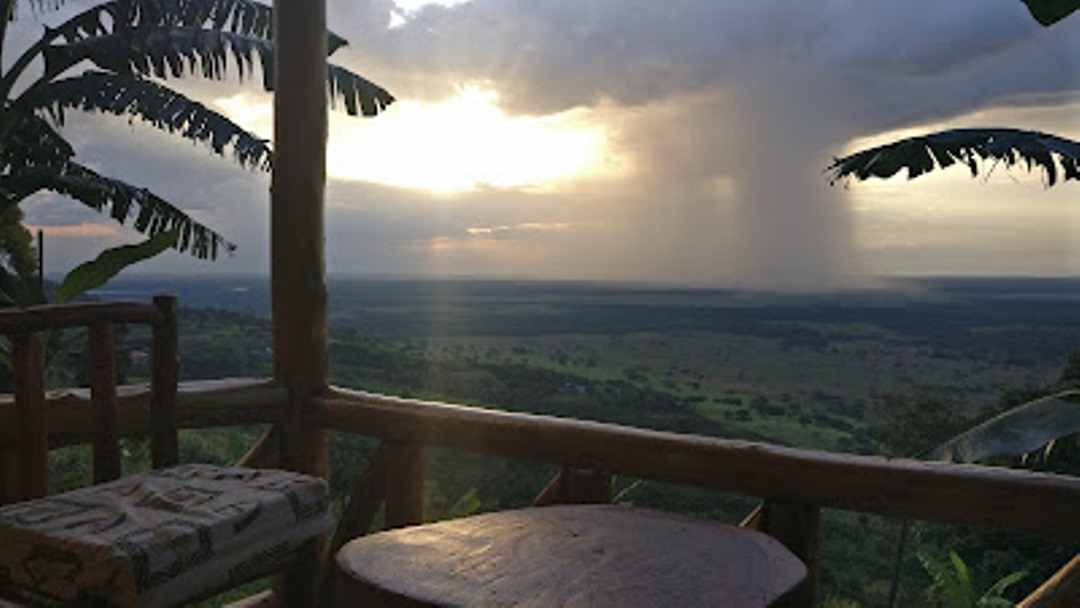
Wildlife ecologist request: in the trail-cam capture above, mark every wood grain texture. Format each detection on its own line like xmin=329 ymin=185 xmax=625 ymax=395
xmin=316 ymin=388 xmax=1080 ymax=542
xmin=335 ymin=504 xmax=806 ymax=607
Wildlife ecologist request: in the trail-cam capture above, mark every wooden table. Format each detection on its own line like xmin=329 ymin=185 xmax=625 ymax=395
xmin=334 ymin=504 xmax=806 ymax=607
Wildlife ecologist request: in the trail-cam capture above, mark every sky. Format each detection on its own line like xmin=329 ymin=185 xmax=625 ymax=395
xmin=11 ymin=0 xmax=1080 ymax=289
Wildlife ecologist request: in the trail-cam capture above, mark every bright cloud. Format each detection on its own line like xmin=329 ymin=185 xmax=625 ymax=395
xmin=326 ymin=85 xmax=626 ymax=193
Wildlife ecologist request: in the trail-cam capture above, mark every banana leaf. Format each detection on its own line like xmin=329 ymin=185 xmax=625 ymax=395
xmin=927 ymin=390 xmax=1080 ymax=463
xmin=55 ymin=228 xmax=179 ymax=303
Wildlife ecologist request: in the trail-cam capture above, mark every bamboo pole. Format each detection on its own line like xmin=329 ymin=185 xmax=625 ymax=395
xmin=272 ymin=0 xmax=330 ymax=603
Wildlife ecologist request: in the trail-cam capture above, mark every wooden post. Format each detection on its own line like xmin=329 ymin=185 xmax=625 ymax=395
xmin=534 ymin=467 xmax=613 ymax=506
xmin=759 ymin=499 xmax=820 ymax=608
xmin=1020 ymin=554 xmax=1080 ymax=608
xmin=384 ymin=441 xmax=424 ymax=529
xmin=89 ymin=323 xmax=121 ymax=483
xmin=151 ymin=295 xmax=179 ymax=469
xmin=13 ymin=332 xmax=47 ymax=500
xmin=1 ymin=446 xmax=19 ymax=505
xmin=272 ymin=0 xmax=330 ymax=603
xmin=329 ymin=445 xmax=390 ymax=555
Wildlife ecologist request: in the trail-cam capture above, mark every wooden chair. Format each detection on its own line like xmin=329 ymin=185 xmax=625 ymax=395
xmin=0 ymin=297 xmax=331 ymax=607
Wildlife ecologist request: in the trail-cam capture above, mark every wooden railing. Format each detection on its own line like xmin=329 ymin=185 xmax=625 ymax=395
xmin=1 ymin=306 xmax=1078 ymax=605
xmin=0 ymin=297 xmax=180 ymax=502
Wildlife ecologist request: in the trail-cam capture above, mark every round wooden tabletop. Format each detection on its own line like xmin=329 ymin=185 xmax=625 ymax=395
xmin=334 ymin=504 xmax=806 ymax=607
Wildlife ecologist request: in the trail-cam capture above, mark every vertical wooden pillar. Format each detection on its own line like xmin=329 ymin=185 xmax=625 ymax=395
xmin=89 ymin=323 xmax=121 ymax=483
xmin=533 ymin=468 xmax=614 ymax=506
xmin=0 ymin=445 xmax=18 ymax=505
xmin=272 ymin=0 xmax=330 ymax=469
xmin=151 ymin=295 xmax=179 ymax=469
xmin=759 ymin=499 xmax=821 ymax=608
xmin=384 ymin=441 xmax=425 ymax=529
xmin=272 ymin=0 xmax=330 ymax=603
xmin=13 ymin=332 xmax=46 ymax=500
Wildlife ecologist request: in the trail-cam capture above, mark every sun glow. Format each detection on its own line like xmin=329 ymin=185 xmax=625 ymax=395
xmin=212 ymin=86 xmax=623 ymax=194
xmin=326 ymin=85 xmax=621 ymax=193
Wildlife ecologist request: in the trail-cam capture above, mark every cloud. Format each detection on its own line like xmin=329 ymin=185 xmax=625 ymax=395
xmin=13 ymin=1 xmax=1080 ymax=286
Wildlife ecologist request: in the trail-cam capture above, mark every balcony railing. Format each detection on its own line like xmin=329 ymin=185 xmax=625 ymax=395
xmin=0 ymin=300 xmax=1077 ymax=607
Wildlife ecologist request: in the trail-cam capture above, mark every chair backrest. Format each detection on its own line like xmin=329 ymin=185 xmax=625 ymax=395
xmin=0 ymin=296 xmax=178 ymax=502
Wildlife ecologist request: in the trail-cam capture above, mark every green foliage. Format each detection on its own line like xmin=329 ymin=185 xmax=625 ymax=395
xmin=870 ymin=393 xmax=971 ymax=457
xmin=828 ymin=2 xmax=1079 ymax=187
xmin=918 ymin=550 xmax=1026 ymax=608
xmin=56 ymin=229 xmax=178 ymax=302
xmin=828 ymin=128 xmax=1080 ymax=187
xmin=1058 ymin=352 xmax=1080 ymax=390
xmin=1022 ymin=0 xmax=1080 ymax=26
xmin=446 ymin=488 xmax=482 ymax=519
xmin=928 ymin=390 xmax=1080 ymax=464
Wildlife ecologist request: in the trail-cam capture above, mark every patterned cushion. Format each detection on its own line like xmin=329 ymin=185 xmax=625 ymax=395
xmin=0 ymin=464 xmax=332 ymax=608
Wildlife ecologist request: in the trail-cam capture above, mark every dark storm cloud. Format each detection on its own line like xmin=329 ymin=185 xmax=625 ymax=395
xmin=12 ymin=0 xmax=1080 ymax=283
xmin=341 ymin=0 xmax=1078 ymax=128
xmin=324 ymin=0 xmax=1080 ymax=287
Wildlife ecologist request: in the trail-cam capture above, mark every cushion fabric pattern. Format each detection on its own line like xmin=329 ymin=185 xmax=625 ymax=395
xmin=0 ymin=464 xmax=332 ymax=607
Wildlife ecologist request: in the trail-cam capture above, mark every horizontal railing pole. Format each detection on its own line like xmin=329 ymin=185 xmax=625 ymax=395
xmin=0 ymin=301 xmax=161 ymax=333
xmin=0 ymin=379 xmax=287 ymax=448
xmin=313 ymin=387 xmax=1080 ymax=542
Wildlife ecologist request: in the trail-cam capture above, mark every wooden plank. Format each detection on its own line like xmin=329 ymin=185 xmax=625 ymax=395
xmin=0 ymin=379 xmax=286 ymax=448
xmin=0 ymin=301 xmax=159 ymax=333
xmin=89 ymin=323 xmax=121 ymax=483
xmin=759 ymin=499 xmax=820 ymax=608
xmin=12 ymin=332 xmax=46 ymax=500
xmin=384 ymin=441 xmax=424 ymax=529
xmin=315 ymin=388 xmax=1080 ymax=542
xmin=1020 ymin=554 xmax=1080 ymax=608
xmin=151 ymin=295 xmax=179 ymax=469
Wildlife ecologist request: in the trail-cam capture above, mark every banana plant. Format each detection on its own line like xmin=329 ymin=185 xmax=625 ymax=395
xmin=918 ymin=550 xmax=1027 ymax=608
xmin=0 ymin=0 xmax=394 ymax=265
xmin=828 ymin=1 xmax=1080 ymax=189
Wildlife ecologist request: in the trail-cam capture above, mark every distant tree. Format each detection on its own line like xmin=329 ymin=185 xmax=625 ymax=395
xmin=870 ymin=393 xmax=970 ymax=458
xmin=1058 ymin=352 xmax=1080 ymax=390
